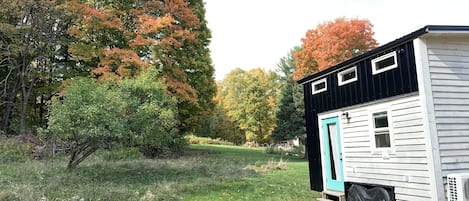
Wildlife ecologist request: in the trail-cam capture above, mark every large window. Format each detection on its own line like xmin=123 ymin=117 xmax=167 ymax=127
xmin=372 ymin=111 xmax=391 ymax=148
xmin=312 ymin=78 xmax=327 ymax=94
xmin=337 ymin=66 xmax=357 ymax=86
xmin=372 ymin=51 xmax=398 ymax=75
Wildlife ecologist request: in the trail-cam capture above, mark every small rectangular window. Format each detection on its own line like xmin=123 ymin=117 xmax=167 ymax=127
xmin=372 ymin=111 xmax=391 ymax=148
xmin=312 ymin=78 xmax=327 ymax=94
xmin=372 ymin=51 xmax=398 ymax=75
xmin=337 ymin=66 xmax=357 ymax=86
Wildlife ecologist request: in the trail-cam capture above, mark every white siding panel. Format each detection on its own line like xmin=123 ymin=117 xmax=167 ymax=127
xmin=427 ymin=48 xmax=469 ymax=57
xmin=427 ymin=37 xmax=469 ymax=177
xmin=434 ymin=104 xmax=469 ymax=111
xmin=340 ymin=96 xmax=433 ymax=200
xmin=394 ymin=144 xmax=427 ymax=152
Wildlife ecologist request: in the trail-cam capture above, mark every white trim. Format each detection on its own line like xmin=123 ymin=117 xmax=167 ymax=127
xmin=413 ymin=38 xmax=445 ymax=201
xmin=371 ymin=51 xmax=398 ymax=75
xmin=312 ymin=78 xmax=327 ymax=94
xmin=368 ymin=106 xmax=395 ymax=156
xmin=337 ymin=66 xmax=358 ymax=86
xmin=427 ymin=30 xmax=469 ymax=34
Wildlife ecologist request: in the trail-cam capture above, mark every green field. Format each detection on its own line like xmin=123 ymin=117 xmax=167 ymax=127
xmin=0 ymin=144 xmax=319 ymax=201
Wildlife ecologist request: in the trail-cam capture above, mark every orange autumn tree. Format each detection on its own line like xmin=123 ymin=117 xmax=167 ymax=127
xmin=66 ymin=0 xmax=217 ymax=133
xmin=153 ymin=0 xmax=217 ymax=132
xmin=66 ymin=0 xmax=173 ymax=80
xmin=293 ymin=17 xmax=378 ymax=80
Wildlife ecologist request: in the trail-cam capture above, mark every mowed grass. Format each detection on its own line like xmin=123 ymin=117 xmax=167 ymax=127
xmin=0 ymin=144 xmax=319 ymax=201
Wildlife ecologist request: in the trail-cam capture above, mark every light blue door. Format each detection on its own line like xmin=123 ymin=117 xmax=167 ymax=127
xmin=322 ymin=116 xmax=344 ymax=191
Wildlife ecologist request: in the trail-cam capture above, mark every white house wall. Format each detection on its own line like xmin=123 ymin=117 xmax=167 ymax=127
xmin=335 ymin=95 xmax=434 ymax=201
xmin=425 ymin=36 xmax=469 ymax=176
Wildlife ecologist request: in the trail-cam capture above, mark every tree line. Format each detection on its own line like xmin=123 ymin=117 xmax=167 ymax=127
xmin=203 ymin=18 xmax=377 ymax=145
xmin=1 ymin=0 xmax=216 ymax=168
xmin=1 ymin=0 xmax=215 ymax=136
xmin=1 ymin=0 xmax=377 ymax=168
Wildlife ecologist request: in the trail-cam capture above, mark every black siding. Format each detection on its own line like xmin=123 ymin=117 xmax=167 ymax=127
xmin=304 ymin=42 xmax=419 ymax=192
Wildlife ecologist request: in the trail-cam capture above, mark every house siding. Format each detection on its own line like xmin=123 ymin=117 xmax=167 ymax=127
xmin=304 ymin=41 xmax=419 ymax=192
xmin=426 ymin=37 xmax=469 ymax=176
xmin=333 ymin=95 xmax=434 ymax=201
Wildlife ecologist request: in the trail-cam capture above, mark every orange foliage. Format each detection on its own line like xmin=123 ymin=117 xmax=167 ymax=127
xmin=67 ymin=0 xmax=204 ymax=113
xmin=154 ymin=0 xmax=201 ymax=105
xmin=92 ymin=48 xmax=150 ymax=80
xmin=163 ymin=0 xmax=199 ymax=28
xmin=68 ymin=0 xmax=124 ymax=31
xmin=136 ymin=15 xmax=172 ymax=35
xmin=163 ymin=68 xmax=197 ymax=104
xmin=67 ymin=0 xmax=173 ymax=80
xmin=293 ymin=17 xmax=378 ymax=80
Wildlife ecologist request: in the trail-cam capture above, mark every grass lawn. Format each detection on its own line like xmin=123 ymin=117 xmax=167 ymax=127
xmin=0 ymin=144 xmax=319 ymax=201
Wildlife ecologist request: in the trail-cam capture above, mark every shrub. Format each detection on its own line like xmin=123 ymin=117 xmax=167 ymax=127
xmin=47 ymin=71 xmax=183 ymax=168
xmin=185 ymin=134 xmax=233 ymax=145
xmin=47 ymin=78 xmax=127 ymax=169
xmin=120 ymin=70 xmax=182 ymax=158
xmin=0 ymin=138 xmax=31 ymax=162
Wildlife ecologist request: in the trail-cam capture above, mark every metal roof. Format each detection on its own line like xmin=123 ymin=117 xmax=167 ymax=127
xmin=297 ymin=25 xmax=469 ymax=84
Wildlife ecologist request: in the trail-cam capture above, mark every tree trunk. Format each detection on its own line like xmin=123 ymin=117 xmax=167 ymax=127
xmin=39 ymin=94 xmax=44 ymax=124
xmin=19 ymin=73 xmax=36 ymax=134
xmin=1 ymin=74 xmax=20 ymax=135
xmin=67 ymin=140 xmax=98 ymax=169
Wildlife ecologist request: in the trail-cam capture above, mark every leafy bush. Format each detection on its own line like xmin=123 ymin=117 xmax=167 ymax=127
xmin=0 ymin=139 xmax=31 ymax=162
xmin=47 ymin=78 xmax=127 ymax=169
xmin=46 ymin=71 xmax=184 ymax=168
xmin=120 ymin=70 xmax=182 ymax=158
xmin=185 ymin=134 xmax=233 ymax=145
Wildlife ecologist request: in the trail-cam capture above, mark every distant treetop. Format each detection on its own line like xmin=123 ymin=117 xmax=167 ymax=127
xmin=293 ymin=17 xmax=378 ymax=80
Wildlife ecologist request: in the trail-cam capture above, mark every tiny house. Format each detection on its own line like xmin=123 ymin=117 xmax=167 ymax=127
xmin=298 ymin=25 xmax=469 ymax=201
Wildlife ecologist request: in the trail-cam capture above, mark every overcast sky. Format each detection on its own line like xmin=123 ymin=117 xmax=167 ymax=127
xmin=203 ymin=0 xmax=469 ymax=80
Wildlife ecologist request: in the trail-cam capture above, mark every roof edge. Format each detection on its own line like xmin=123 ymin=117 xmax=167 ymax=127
xmin=297 ymin=25 xmax=431 ymax=85
xmin=426 ymin=25 xmax=469 ymax=33
xmin=298 ymin=25 xmax=469 ymax=85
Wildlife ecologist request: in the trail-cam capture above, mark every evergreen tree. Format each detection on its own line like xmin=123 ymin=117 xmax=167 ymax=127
xmin=272 ymin=47 xmax=305 ymax=143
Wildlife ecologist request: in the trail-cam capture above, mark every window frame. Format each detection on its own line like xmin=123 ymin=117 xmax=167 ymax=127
xmin=311 ymin=78 xmax=327 ymax=95
xmin=369 ymin=108 xmax=394 ymax=151
xmin=337 ymin=66 xmax=358 ymax=86
xmin=371 ymin=51 xmax=398 ymax=75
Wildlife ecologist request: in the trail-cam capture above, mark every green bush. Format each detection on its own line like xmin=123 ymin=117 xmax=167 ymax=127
xmin=120 ymin=70 xmax=183 ymax=158
xmin=47 ymin=78 xmax=127 ymax=169
xmin=46 ymin=71 xmax=184 ymax=168
xmin=185 ymin=134 xmax=233 ymax=145
xmin=0 ymin=139 xmax=31 ymax=162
